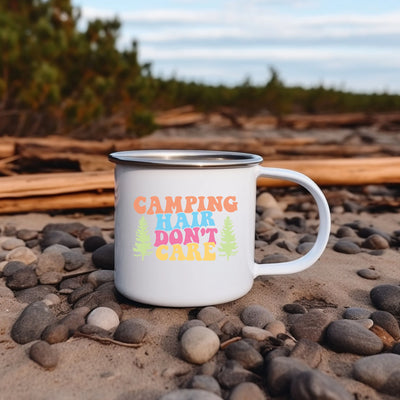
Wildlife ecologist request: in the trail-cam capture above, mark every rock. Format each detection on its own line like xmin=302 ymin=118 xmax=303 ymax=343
xmin=79 ymin=324 xmax=112 ymax=338
xmin=1 ymin=237 xmax=25 ymax=250
xmin=299 ymin=234 xmax=316 ymax=244
xmin=265 ymin=356 xmax=310 ymax=396
xmin=14 ymin=285 xmax=57 ymax=303
xmin=178 ymin=319 xmax=207 ymax=340
xmin=256 ymin=192 xmax=280 ymax=210
xmin=392 ymin=343 xmax=400 ymax=355
xmin=114 ymin=318 xmax=148 ymax=344
xmin=357 ymin=227 xmax=391 ymax=242
xmin=224 ymin=340 xmax=264 ymax=370
xmin=188 ymin=375 xmax=222 ymax=396
xmin=83 ymin=236 xmax=107 ymax=252
xmin=370 ymin=284 xmax=400 ymax=315
xmin=241 ymin=326 xmax=271 ymax=341
xmin=2 ymin=260 xmax=26 ymax=277
xmin=5 ymin=246 xmax=37 ymax=264
xmin=265 ymin=320 xmax=286 ymax=337
xmin=362 ymin=234 xmax=389 ymax=250
xmin=3 ymin=223 xmax=17 ymax=236
xmin=79 ymin=226 xmax=103 ymax=241
xmin=343 ymin=307 xmax=371 ymax=320
xmin=355 ymin=319 xmax=374 ymax=329
xmin=260 ymin=253 xmax=290 ymax=263
xmin=296 ymin=242 xmax=314 ymax=255
xmin=11 ymin=301 xmax=57 ymax=344
xmin=0 ymin=286 xmax=14 ymax=298
xmin=101 ymin=301 xmax=122 ymax=319
xmin=284 ymin=216 xmax=306 ymax=233
xmin=283 ymin=303 xmax=307 ymax=314
xmin=40 ymin=230 xmax=81 ymax=249
xmin=73 ymin=286 xmax=116 ymax=310
xmin=289 ymin=309 xmax=330 ymax=343
xmin=256 ymin=221 xmax=272 ymax=235
xmin=264 ymin=347 xmax=291 ymax=366
xmin=180 ymin=326 xmax=220 ymax=365
xmin=353 ymin=353 xmax=400 ymax=395
xmin=229 ymin=382 xmax=266 ymax=400
xmin=336 ymin=226 xmax=357 ymax=238
xmin=357 ymin=268 xmax=380 ymax=280
xmin=39 ymin=271 xmax=63 ymax=285
xmin=17 ymin=229 xmax=38 ymax=241
xmin=255 ymin=240 xmax=268 ymax=248
xmin=221 ymin=317 xmax=243 ymax=337
xmin=41 ymin=322 xmax=70 ymax=344
xmin=290 ymin=339 xmax=323 ymax=368
xmin=198 ymin=361 xmax=218 ymax=377
xmin=43 ymin=293 xmax=61 ymax=306
xmin=240 ymin=304 xmax=274 ymax=328
xmin=43 ymin=222 xmax=86 ymax=237
xmin=92 ymin=243 xmax=114 ymax=269
xmin=276 ymin=240 xmax=296 ymax=252
xmin=203 ymin=322 xmax=222 ymax=339
xmin=35 ymin=252 xmax=65 ymax=276
xmin=59 ymin=308 xmax=88 ymax=333
xmin=59 ymin=275 xmax=86 ymax=291
xmin=370 ymin=311 xmax=400 ymax=340
xmin=86 ymin=306 xmax=119 ymax=331
xmin=29 ymin=341 xmax=58 ymax=369
xmin=197 ymin=306 xmax=225 ymax=326
xmin=217 ymin=360 xmax=260 ymax=389
xmin=291 ymin=370 xmax=353 ymax=400
xmin=43 ymin=244 xmax=70 ymax=255
xmin=68 ymin=283 xmax=95 ymax=304
xmin=160 ymin=389 xmax=222 ymax=400
xmin=6 ymin=266 xmax=38 ymax=290
xmin=25 ymin=239 xmax=39 ymax=249
xmin=326 ymin=319 xmax=383 ymax=355
xmin=333 ymin=240 xmax=361 ymax=254
xmin=261 ymin=207 xmax=284 ymax=220
xmin=62 ymin=250 xmax=86 ymax=271
xmin=87 ymin=270 xmax=114 ymax=288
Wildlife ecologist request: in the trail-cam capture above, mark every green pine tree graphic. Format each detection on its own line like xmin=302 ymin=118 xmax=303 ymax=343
xmin=133 ymin=216 xmax=153 ymax=260
xmin=218 ymin=216 xmax=238 ymax=260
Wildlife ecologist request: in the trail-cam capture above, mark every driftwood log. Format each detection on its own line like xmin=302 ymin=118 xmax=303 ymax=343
xmin=0 ymin=157 xmax=399 ymax=214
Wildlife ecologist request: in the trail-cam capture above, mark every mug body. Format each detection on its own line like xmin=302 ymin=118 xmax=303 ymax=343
xmin=111 ymin=153 xmax=259 ymax=307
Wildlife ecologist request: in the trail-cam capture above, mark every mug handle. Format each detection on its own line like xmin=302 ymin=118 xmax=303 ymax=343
xmin=253 ymin=166 xmax=331 ymax=277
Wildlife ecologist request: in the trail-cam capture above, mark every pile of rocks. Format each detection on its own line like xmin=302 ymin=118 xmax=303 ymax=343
xmin=0 ymin=186 xmax=400 ymax=399
xmin=255 ymin=191 xmax=399 ymax=263
xmin=0 ymin=221 xmax=148 ymax=370
xmin=162 ymin=299 xmax=400 ymax=399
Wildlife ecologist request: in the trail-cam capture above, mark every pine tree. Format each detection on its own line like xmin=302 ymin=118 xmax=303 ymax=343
xmin=218 ymin=216 xmax=238 ymax=260
xmin=133 ymin=216 xmax=152 ymax=260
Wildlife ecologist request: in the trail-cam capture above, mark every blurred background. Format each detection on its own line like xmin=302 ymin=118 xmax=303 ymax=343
xmin=75 ymin=0 xmax=400 ymax=93
xmin=1 ymin=0 xmax=400 ymax=139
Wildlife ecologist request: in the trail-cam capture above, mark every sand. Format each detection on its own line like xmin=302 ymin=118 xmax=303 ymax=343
xmin=0 ymin=191 xmax=399 ymax=400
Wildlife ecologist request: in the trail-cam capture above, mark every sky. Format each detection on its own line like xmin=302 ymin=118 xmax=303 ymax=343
xmin=72 ymin=0 xmax=400 ymax=94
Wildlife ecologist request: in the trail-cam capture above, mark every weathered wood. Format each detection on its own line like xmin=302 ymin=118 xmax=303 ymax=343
xmin=276 ymin=144 xmax=384 ymax=157
xmin=0 ymin=191 xmax=115 ymax=213
xmin=258 ymin=157 xmax=400 ymax=186
xmin=0 ymin=170 xmax=114 ymax=199
xmin=0 ymin=158 xmax=400 ymax=214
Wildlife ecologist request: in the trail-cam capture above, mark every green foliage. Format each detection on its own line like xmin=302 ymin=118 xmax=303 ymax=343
xmin=133 ymin=216 xmax=152 ymax=260
xmin=218 ymin=217 xmax=238 ymax=261
xmin=0 ymin=0 xmax=153 ymax=137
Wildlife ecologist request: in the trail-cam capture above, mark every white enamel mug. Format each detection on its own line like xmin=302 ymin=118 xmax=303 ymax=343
xmin=109 ymin=150 xmax=330 ymax=307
